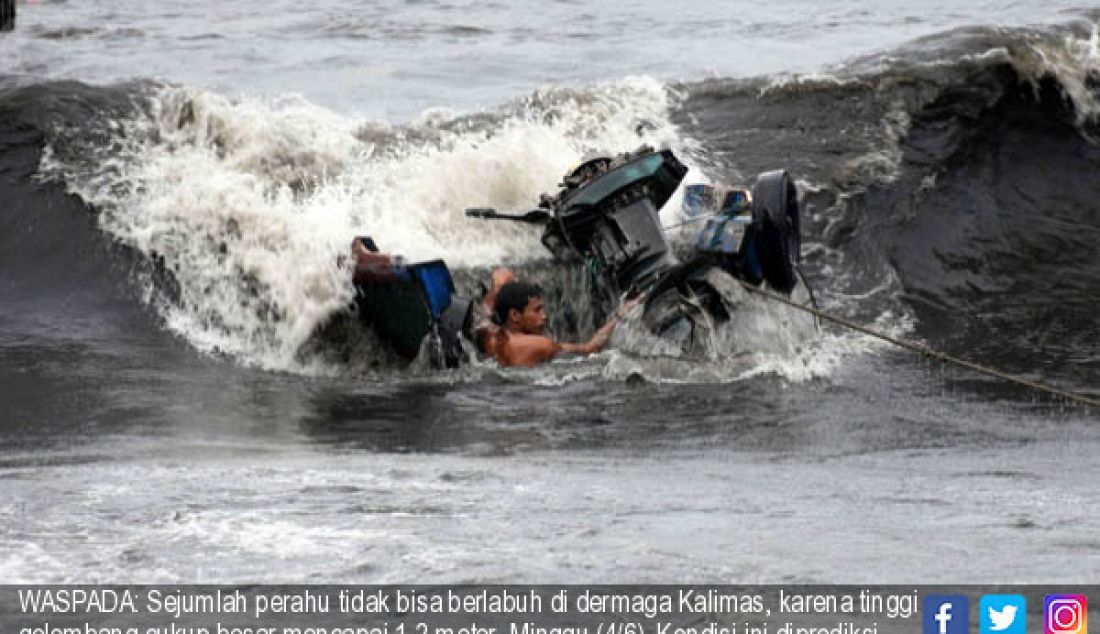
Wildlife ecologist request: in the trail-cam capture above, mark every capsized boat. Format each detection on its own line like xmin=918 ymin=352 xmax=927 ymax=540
xmin=351 ymin=146 xmax=806 ymax=367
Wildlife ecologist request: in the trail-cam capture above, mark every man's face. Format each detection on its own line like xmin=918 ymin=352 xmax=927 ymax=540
xmin=512 ymin=295 xmax=548 ymax=334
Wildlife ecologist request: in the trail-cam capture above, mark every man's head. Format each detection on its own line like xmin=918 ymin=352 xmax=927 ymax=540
xmin=494 ymin=281 xmax=547 ymax=334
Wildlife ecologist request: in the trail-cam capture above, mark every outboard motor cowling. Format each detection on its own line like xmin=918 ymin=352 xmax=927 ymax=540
xmin=550 ymin=149 xmax=688 ymax=300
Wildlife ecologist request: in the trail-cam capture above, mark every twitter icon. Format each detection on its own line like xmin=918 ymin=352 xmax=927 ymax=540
xmin=981 ymin=595 xmax=1027 ymax=634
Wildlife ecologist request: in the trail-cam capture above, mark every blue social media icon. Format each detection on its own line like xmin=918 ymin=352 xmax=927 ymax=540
xmin=981 ymin=595 xmax=1027 ymax=634
xmin=925 ymin=595 xmax=970 ymax=634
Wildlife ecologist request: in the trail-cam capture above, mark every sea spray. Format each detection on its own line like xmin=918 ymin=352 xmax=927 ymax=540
xmin=41 ymin=77 xmax=691 ymax=373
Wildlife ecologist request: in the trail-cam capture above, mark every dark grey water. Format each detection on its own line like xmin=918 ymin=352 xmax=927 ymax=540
xmin=1 ymin=0 xmax=1099 ymax=582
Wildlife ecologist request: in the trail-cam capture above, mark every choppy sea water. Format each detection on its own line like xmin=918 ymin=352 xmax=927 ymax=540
xmin=1 ymin=0 xmax=1099 ymax=581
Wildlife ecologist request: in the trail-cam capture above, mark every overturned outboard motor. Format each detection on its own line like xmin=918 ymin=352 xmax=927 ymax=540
xmin=468 ymin=146 xmax=804 ymax=354
xmin=540 ymin=149 xmax=686 ymax=305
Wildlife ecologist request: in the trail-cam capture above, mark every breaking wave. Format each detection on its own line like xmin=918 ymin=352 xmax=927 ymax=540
xmin=676 ymin=17 xmax=1100 ymax=392
xmin=5 ymin=15 xmax=1098 ymax=392
xmin=31 ymin=75 xmax=694 ymax=372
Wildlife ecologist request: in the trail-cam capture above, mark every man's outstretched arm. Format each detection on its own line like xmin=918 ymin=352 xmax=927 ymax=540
xmin=558 ymin=294 xmax=644 ymax=356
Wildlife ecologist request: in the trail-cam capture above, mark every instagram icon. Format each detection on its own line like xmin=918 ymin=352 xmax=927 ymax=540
xmin=1046 ymin=595 xmax=1088 ymax=634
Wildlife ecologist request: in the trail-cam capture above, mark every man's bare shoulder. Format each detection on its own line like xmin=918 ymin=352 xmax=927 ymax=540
xmin=498 ymin=333 xmax=559 ymax=367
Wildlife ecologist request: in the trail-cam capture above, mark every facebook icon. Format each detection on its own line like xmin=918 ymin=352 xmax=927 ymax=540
xmin=924 ymin=595 xmax=970 ymax=634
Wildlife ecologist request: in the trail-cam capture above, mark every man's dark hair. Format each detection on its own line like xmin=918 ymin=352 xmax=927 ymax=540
xmin=494 ymin=281 xmax=542 ymax=325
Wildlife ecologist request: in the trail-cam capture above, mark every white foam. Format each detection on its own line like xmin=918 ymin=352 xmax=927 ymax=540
xmin=599 ymin=267 xmax=901 ymax=385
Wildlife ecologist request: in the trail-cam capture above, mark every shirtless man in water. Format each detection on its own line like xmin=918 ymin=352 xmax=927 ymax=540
xmin=470 ymin=267 xmax=516 ymax=358
xmin=487 ymin=280 xmax=641 ymax=368
xmin=351 ymin=238 xmax=637 ymax=367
